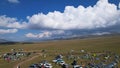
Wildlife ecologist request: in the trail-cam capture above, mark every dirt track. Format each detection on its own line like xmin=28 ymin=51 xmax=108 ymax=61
xmin=14 ymin=53 xmax=42 ymax=68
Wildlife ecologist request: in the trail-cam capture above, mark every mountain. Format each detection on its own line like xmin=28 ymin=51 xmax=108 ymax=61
xmin=0 ymin=39 xmax=9 ymax=43
xmin=0 ymin=39 xmax=17 ymax=45
xmin=25 ymin=33 xmax=120 ymax=42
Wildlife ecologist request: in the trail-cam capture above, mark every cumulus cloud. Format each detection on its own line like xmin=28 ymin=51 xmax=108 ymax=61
xmin=7 ymin=21 xmax=27 ymax=29
xmin=92 ymin=32 xmax=110 ymax=35
xmin=25 ymin=30 xmax=65 ymax=38
xmin=25 ymin=33 xmax=38 ymax=38
xmin=118 ymin=3 xmax=120 ymax=9
xmin=8 ymin=0 xmax=20 ymax=3
xmin=51 ymin=30 xmax=65 ymax=35
xmin=0 ymin=29 xmax=18 ymax=34
xmin=0 ymin=0 xmax=120 ymax=30
xmin=0 ymin=15 xmax=16 ymax=26
xmin=0 ymin=15 xmax=27 ymax=29
xmin=27 ymin=0 xmax=120 ymax=30
xmin=25 ymin=32 xmax=52 ymax=38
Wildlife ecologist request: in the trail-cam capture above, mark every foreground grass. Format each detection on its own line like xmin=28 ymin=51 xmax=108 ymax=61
xmin=0 ymin=35 xmax=120 ymax=68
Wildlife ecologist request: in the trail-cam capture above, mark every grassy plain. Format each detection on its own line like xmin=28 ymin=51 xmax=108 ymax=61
xmin=0 ymin=35 xmax=120 ymax=68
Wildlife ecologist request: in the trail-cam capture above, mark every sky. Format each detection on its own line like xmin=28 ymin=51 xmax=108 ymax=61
xmin=0 ymin=0 xmax=120 ymax=41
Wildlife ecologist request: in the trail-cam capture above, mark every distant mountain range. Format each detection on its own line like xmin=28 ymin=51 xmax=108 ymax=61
xmin=50 ymin=33 xmax=120 ymax=41
xmin=0 ymin=39 xmax=17 ymax=44
xmin=0 ymin=33 xmax=120 ymax=43
xmin=25 ymin=33 xmax=120 ymax=42
xmin=0 ymin=39 xmax=33 ymax=44
xmin=0 ymin=39 xmax=9 ymax=43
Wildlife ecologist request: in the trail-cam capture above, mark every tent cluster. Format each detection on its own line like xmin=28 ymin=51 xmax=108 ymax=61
xmin=52 ymin=55 xmax=69 ymax=68
xmin=52 ymin=55 xmax=65 ymax=65
xmin=67 ymin=50 xmax=120 ymax=68
xmin=2 ymin=49 xmax=31 ymax=62
xmin=29 ymin=60 xmax=52 ymax=68
xmin=28 ymin=50 xmax=120 ymax=68
xmin=69 ymin=52 xmax=119 ymax=68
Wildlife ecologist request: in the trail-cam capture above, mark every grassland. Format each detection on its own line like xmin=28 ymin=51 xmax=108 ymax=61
xmin=0 ymin=35 xmax=120 ymax=68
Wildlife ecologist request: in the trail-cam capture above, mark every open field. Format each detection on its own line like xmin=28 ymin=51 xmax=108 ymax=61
xmin=0 ymin=35 xmax=120 ymax=68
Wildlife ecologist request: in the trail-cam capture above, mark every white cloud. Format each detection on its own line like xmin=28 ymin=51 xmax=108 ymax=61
xmin=8 ymin=0 xmax=20 ymax=3
xmin=0 ymin=15 xmax=16 ymax=26
xmin=38 ymin=31 xmax=52 ymax=38
xmin=0 ymin=0 xmax=120 ymax=30
xmin=25 ymin=30 xmax=65 ymax=38
xmin=51 ymin=30 xmax=65 ymax=35
xmin=0 ymin=15 xmax=27 ymax=29
xmin=25 ymin=33 xmax=38 ymax=38
xmin=92 ymin=32 xmax=110 ymax=35
xmin=118 ymin=3 xmax=120 ymax=9
xmin=25 ymin=31 xmax=52 ymax=38
xmin=0 ymin=29 xmax=18 ymax=34
xmin=27 ymin=0 xmax=120 ymax=30
xmin=7 ymin=22 xmax=27 ymax=29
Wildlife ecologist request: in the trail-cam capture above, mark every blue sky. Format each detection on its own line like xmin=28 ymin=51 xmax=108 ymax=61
xmin=0 ymin=0 xmax=120 ymax=41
